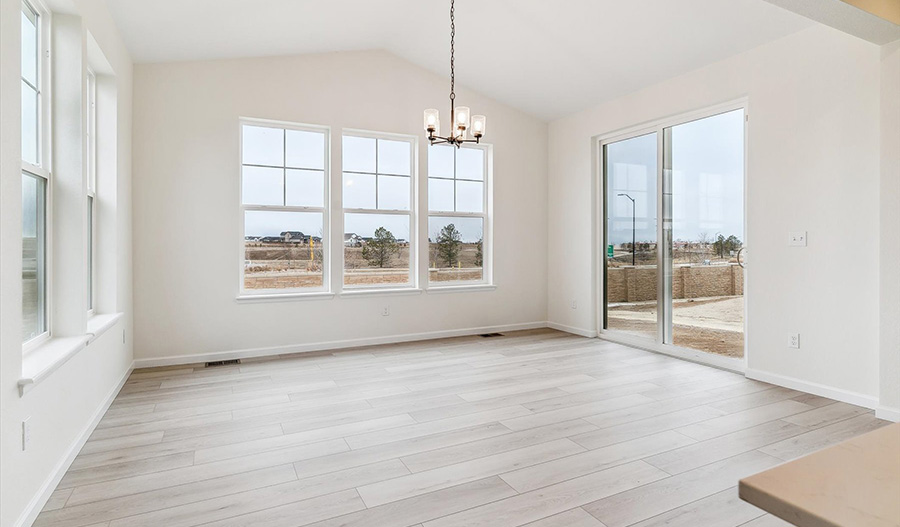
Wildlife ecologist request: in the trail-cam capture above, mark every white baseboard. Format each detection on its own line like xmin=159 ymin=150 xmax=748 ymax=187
xmin=15 ymin=362 xmax=134 ymax=527
xmin=875 ymin=405 xmax=900 ymax=422
xmin=745 ymin=368 xmax=879 ymax=410
xmin=133 ymin=321 xmax=552 ymax=368
xmin=547 ymin=322 xmax=598 ymax=338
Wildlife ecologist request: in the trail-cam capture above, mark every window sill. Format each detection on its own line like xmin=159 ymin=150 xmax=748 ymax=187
xmin=236 ymin=292 xmax=335 ymax=304
xmin=19 ymin=312 xmax=125 ymax=397
xmin=20 ymin=336 xmax=89 ymax=396
xmin=340 ymin=288 xmax=423 ymax=298
xmin=87 ymin=312 xmax=124 ymax=343
xmin=426 ymin=284 xmax=497 ymax=294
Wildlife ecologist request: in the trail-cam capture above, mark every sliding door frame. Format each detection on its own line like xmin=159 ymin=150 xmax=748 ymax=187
xmin=594 ymin=98 xmax=749 ymax=373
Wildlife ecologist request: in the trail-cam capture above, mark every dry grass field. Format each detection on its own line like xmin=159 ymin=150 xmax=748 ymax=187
xmin=244 ymin=242 xmax=483 ymax=289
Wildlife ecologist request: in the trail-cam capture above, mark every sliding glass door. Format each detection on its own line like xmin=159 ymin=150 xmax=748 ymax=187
xmin=602 ymin=107 xmax=746 ymax=362
xmin=603 ymin=133 xmax=659 ymax=340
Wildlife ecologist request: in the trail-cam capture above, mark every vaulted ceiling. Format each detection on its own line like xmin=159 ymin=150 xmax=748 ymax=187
xmin=108 ymin=0 xmax=813 ymax=120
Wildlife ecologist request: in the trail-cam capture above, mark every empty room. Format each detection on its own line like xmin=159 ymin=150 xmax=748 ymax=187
xmin=2 ymin=0 xmax=899 ymax=526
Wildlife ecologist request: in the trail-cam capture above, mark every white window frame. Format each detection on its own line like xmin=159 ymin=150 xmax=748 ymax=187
xmin=86 ymin=69 xmax=97 ymax=314
xmin=238 ymin=118 xmax=331 ymax=298
xmin=426 ymin=142 xmax=492 ymax=287
xmin=341 ymin=130 xmax=418 ymax=291
xmin=22 ymin=0 xmax=52 ymax=351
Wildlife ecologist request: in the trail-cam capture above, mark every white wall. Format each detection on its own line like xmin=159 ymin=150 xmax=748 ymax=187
xmin=0 ymin=1 xmax=133 ymax=526
xmin=548 ymin=25 xmax=883 ymax=404
xmin=131 ymin=51 xmax=548 ymax=363
xmin=880 ymin=40 xmax=900 ymax=417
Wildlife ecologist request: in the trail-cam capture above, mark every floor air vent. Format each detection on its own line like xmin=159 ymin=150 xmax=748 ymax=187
xmin=205 ymin=359 xmax=241 ymax=367
xmin=479 ymin=333 xmax=504 ymax=338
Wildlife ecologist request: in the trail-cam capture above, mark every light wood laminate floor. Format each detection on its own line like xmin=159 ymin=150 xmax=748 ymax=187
xmin=35 ymin=329 xmax=889 ymax=527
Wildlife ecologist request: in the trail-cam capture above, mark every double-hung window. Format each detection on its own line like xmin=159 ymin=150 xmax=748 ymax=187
xmin=427 ymin=144 xmax=490 ymax=285
xmin=342 ymin=132 xmax=416 ymax=289
xmin=86 ymin=69 xmax=96 ymax=312
xmin=22 ymin=0 xmax=48 ymax=344
xmin=240 ymin=120 xmax=329 ymax=294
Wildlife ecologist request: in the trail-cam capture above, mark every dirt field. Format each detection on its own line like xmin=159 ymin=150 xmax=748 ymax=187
xmin=429 ymin=269 xmax=483 ymax=282
xmin=608 ymin=296 xmax=744 ymax=358
xmin=244 ymin=272 xmax=324 ymax=289
xmin=245 ymin=242 xmax=482 ymax=289
xmin=244 ymin=268 xmax=484 ymax=289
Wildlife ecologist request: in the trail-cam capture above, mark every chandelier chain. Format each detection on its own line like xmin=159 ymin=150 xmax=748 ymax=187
xmin=450 ymin=0 xmax=455 ymax=102
xmin=425 ymin=0 xmax=482 ymax=147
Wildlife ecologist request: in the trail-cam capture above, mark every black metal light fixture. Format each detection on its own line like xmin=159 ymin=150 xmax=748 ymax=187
xmin=424 ymin=0 xmax=486 ymax=147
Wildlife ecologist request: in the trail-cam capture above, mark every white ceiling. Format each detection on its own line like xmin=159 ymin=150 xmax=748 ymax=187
xmin=107 ymin=0 xmax=813 ymax=120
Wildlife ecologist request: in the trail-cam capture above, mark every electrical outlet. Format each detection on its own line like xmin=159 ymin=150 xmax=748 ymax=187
xmin=381 ymin=306 xmax=390 ymax=317
xmin=788 ymin=333 xmax=800 ymax=349
xmin=571 ymin=300 xmax=577 ymax=310
xmin=22 ymin=417 xmax=31 ymax=451
xmin=789 ymin=231 xmax=807 ymax=247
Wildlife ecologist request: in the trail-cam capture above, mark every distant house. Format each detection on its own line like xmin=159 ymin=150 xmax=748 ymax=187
xmin=344 ymin=233 xmax=362 ymax=247
xmin=280 ymin=231 xmax=306 ymax=243
xmin=260 ymin=236 xmax=283 ymax=243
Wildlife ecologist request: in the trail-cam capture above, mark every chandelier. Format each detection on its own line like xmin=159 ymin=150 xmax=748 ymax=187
xmin=423 ymin=0 xmax=485 ymax=147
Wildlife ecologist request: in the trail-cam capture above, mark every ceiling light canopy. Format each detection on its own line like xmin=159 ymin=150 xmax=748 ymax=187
xmin=424 ymin=0 xmax=485 ymax=147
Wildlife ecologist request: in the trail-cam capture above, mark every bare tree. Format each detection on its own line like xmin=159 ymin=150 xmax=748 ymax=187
xmin=698 ymin=232 xmax=711 ymax=248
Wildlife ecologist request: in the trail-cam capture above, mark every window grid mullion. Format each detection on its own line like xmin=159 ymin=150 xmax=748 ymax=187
xmin=428 ymin=211 xmax=485 ymax=218
xmin=453 ymin=147 xmax=458 ymax=212
xmin=374 ymin=140 xmax=379 ymax=210
xmin=243 ymin=205 xmax=326 ymax=213
xmin=344 ymin=208 xmax=410 ymax=216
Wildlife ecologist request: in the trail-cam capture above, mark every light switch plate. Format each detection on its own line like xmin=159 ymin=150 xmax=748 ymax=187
xmin=789 ymin=231 xmax=807 ymax=247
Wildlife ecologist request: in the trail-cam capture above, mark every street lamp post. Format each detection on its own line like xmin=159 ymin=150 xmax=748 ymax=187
xmin=618 ymin=193 xmax=636 ymax=266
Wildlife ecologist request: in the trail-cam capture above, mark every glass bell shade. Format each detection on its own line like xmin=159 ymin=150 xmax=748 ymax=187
xmin=454 ymin=106 xmax=470 ymax=131
xmin=471 ymin=115 xmax=486 ymax=137
xmin=424 ymin=109 xmax=440 ymax=132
